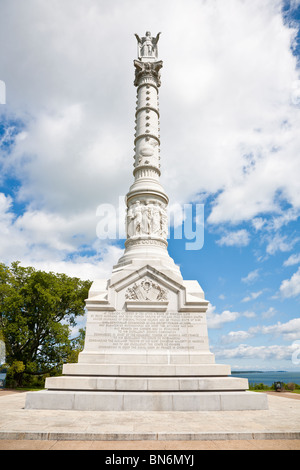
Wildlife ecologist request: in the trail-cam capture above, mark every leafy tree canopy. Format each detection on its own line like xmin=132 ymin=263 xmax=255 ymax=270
xmin=0 ymin=261 xmax=91 ymax=386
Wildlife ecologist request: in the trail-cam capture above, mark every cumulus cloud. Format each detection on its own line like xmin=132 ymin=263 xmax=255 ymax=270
xmin=279 ymin=266 xmax=300 ymax=298
xmin=266 ymin=233 xmax=299 ymax=255
xmin=1 ymin=0 xmax=299 ymax=217
xmin=283 ymin=253 xmax=300 ymax=266
xmin=262 ymin=307 xmax=277 ymax=319
xmin=0 ymin=192 xmax=123 ymax=279
xmin=242 ymin=290 xmax=264 ymax=302
xmin=217 ymin=229 xmax=250 ymax=247
xmin=220 ymin=330 xmax=253 ymax=344
xmin=0 ymin=0 xmax=299 ymax=275
xmin=241 ymin=269 xmax=260 ymax=283
xmin=206 ymin=303 xmax=240 ymax=329
xmin=220 ymin=317 xmax=300 ymax=346
xmin=217 ymin=343 xmax=298 ymax=361
xmin=252 ymin=208 xmax=300 ymax=235
xmin=258 ymin=317 xmax=300 ymax=341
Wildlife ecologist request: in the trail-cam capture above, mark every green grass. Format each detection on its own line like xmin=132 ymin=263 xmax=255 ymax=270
xmin=14 ymin=386 xmax=45 ymax=391
xmin=249 ymin=382 xmax=300 ymax=392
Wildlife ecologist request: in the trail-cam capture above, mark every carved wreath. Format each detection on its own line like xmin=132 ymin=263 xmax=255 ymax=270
xmin=125 ymin=279 xmax=168 ymax=302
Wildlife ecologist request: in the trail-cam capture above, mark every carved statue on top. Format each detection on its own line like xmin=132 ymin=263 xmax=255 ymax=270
xmin=135 ymin=31 xmax=161 ymax=60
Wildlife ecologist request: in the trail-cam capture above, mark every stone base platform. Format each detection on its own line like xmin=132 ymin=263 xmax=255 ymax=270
xmin=24 ymin=273 xmax=269 ymax=412
xmin=42 ymin=375 xmax=249 ymax=392
xmin=25 ymin=358 xmax=268 ymax=411
xmin=25 ymin=390 xmax=268 ymax=411
xmin=2 ymin=392 xmax=299 ymax=444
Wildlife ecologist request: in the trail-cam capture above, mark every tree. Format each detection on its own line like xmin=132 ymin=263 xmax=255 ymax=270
xmin=0 ymin=262 xmax=91 ymax=387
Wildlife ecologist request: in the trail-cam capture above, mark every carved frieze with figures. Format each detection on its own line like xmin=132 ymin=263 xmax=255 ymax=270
xmin=126 ymin=200 xmax=168 ymax=239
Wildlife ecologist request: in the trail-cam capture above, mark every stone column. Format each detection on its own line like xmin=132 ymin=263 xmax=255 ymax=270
xmin=112 ymin=38 xmax=181 ymax=279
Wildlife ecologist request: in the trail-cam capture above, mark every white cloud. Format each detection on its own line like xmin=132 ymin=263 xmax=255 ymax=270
xmin=217 ymin=229 xmax=250 ymax=247
xmin=242 ymin=290 xmax=264 ymax=302
xmin=279 ymin=266 xmax=300 ymax=298
xmin=283 ymin=253 xmax=300 ymax=266
xmin=290 ymin=0 xmax=300 ymax=10
xmin=0 ymin=0 xmax=298 ymax=222
xmin=252 ymin=217 xmax=266 ymax=231
xmin=217 ymin=343 xmax=298 ymax=361
xmin=242 ymin=269 xmax=260 ymax=283
xmin=266 ymin=233 xmax=299 ymax=255
xmin=223 ymin=317 xmax=300 ymax=346
xmin=206 ymin=303 xmax=240 ymax=329
xmin=214 ymin=316 xmax=300 ymax=364
xmin=7 ymin=104 xmax=130 ymax=215
xmin=252 ymin=209 xmax=300 ymax=233
xmin=262 ymin=307 xmax=276 ymax=319
xmin=220 ymin=330 xmax=253 ymax=344
xmin=258 ymin=318 xmax=300 ymax=342
xmin=25 ymin=246 xmax=123 ymax=281
xmin=243 ymin=310 xmax=257 ymax=318
xmin=0 ymin=192 xmax=123 ymax=279
xmin=267 ymin=208 xmax=300 ymax=231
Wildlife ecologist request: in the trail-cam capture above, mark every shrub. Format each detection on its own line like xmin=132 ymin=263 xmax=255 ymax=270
xmin=285 ymin=382 xmax=295 ymax=391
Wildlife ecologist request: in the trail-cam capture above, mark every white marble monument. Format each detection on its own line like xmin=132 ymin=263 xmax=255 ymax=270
xmin=26 ymin=33 xmax=268 ymax=411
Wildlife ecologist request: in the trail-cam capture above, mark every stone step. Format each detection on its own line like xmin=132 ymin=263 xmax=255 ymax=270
xmin=62 ymin=362 xmax=231 ymax=377
xmin=25 ymin=390 xmax=268 ymax=411
xmin=45 ymin=375 xmax=248 ymax=392
xmin=78 ymin=351 xmax=216 ymax=365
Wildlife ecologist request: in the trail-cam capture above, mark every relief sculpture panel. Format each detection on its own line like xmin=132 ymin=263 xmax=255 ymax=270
xmin=125 ymin=278 xmax=168 ymax=301
xmin=126 ymin=200 xmax=168 ymax=239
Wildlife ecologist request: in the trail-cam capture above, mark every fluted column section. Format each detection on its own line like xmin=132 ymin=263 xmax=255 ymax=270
xmin=133 ymin=61 xmax=162 ymax=183
xmin=123 ymin=60 xmax=169 ymax=249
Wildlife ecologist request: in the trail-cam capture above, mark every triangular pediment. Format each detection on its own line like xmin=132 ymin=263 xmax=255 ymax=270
xmin=109 ymin=264 xmax=183 ymax=294
xmin=86 ymin=265 xmax=208 ymax=313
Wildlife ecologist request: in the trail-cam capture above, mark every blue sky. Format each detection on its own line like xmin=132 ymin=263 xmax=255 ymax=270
xmin=0 ymin=0 xmax=299 ymax=370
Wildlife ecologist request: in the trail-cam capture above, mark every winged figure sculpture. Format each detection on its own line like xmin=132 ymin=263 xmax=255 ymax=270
xmin=135 ymin=31 xmax=161 ymax=60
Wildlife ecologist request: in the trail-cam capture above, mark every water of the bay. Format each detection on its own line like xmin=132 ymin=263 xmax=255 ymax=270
xmin=232 ymin=370 xmax=300 ymax=386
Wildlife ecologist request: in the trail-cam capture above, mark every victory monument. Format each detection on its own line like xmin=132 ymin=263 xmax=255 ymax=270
xmin=26 ymin=33 xmax=268 ymax=411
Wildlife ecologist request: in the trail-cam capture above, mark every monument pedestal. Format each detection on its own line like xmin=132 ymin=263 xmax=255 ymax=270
xmin=26 ymin=267 xmax=268 ymax=411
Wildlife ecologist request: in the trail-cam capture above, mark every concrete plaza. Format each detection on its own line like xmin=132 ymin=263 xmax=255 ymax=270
xmin=0 ymin=390 xmax=299 ymax=449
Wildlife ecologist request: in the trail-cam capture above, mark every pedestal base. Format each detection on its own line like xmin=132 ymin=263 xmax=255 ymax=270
xmin=25 ymin=390 xmax=268 ymax=411
xmin=25 ymin=357 xmax=268 ymax=411
xmin=25 ymin=272 xmax=268 ymax=411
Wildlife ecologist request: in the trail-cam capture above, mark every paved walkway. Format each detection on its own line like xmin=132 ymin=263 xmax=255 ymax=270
xmin=0 ymin=391 xmax=299 ymax=450
xmin=1 ymin=438 xmax=300 ymax=449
